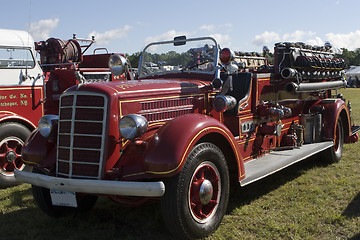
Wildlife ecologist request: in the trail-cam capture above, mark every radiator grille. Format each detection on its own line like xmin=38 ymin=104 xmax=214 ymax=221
xmin=56 ymin=92 xmax=107 ymax=179
xmin=139 ymin=97 xmax=194 ymax=123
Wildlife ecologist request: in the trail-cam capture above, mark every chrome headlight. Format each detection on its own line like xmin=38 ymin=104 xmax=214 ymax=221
xmin=109 ymin=54 xmax=127 ymax=76
xmin=119 ymin=114 xmax=148 ymax=140
xmin=38 ymin=115 xmax=59 ymax=138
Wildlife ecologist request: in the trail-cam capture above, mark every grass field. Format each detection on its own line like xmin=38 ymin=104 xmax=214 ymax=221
xmin=1 ymin=89 xmax=359 ymax=240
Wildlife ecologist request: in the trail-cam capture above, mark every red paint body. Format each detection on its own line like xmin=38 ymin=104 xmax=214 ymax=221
xmin=22 ymin=38 xmax=359 ymax=203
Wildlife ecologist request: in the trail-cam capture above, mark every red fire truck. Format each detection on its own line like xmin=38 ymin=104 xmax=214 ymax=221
xmin=16 ymin=36 xmax=359 ymax=239
xmin=0 ymin=29 xmax=131 ymax=187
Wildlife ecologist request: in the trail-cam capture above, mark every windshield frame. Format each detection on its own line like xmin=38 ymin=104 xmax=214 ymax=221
xmin=137 ymin=36 xmax=220 ymax=79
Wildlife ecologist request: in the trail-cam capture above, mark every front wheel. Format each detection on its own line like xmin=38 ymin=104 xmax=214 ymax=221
xmin=0 ymin=122 xmax=31 ymax=188
xmin=161 ymin=142 xmax=229 ymax=239
xmin=32 ymin=169 xmax=98 ymax=217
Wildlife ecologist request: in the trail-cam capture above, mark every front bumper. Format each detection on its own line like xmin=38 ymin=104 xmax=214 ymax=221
xmin=15 ymin=169 xmax=165 ymax=197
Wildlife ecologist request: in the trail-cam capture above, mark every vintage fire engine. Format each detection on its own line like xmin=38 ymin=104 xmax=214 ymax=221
xmin=16 ymin=36 xmax=359 ymax=239
xmin=0 ymin=29 xmax=130 ymax=187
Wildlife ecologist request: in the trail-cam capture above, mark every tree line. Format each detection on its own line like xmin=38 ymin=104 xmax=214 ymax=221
xmin=126 ymin=48 xmax=360 ymax=69
xmin=336 ymin=48 xmax=360 ymax=67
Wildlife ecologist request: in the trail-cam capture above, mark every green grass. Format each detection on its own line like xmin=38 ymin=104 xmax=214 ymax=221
xmin=1 ymin=89 xmax=360 ymax=240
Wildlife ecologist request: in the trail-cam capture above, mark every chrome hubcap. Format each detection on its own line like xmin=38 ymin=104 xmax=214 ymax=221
xmin=199 ymin=179 xmax=213 ymax=205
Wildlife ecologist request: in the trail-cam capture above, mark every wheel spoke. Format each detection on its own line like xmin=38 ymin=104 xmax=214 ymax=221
xmin=6 ymin=162 xmax=15 ymax=172
xmin=2 ymin=162 xmax=9 ymax=170
xmin=14 ymin=142 xmax=22 ymax=153
xmin=4 ymin=141 xmax=10 ymax=151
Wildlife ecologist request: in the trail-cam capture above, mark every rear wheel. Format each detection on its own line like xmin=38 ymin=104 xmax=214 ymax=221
xmin=0 ymin=122 xmax=31 ymax=188
xmin=161 ymin=142 xmax=229 ymax=239
xmin=322 ymin=118 xmax=344 ymax=163
xmin=32 ymin=169 xmax=98 ymax=217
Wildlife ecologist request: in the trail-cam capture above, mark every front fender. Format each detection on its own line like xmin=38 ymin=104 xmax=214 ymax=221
xmin=22 ymin=129 xmax=56 ymax=169
xmin=143 ymin=113 xmax=243 ymax=177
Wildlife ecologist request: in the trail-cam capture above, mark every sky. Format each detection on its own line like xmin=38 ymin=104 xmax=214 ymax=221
xmin=1 ymin=0 xmax=360 ymax=55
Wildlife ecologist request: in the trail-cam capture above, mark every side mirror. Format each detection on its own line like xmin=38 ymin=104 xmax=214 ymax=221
xmin=174 ymin=36 xmax=186 ymax=46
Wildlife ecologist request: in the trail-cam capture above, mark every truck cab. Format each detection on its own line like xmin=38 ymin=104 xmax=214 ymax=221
xmin=16 ymin=36 xmax=359 ymax=239
xmin=0 ymin=29 xmax=44 ymax=186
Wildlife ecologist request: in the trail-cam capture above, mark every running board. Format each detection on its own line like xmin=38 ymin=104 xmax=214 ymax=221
xmin=351 ymin=125 xmax=360 ymax=135
xmin=240 ymin=141 xmax=333 ymax=186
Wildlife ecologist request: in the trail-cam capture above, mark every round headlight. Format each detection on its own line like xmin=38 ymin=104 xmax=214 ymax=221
xmin=38 ymin=115 xmax=59 ymax=138
xmin=119 ymin=114 xmax=148 ymax=140
xmin=109 ymin=54 xmax=127 ymax=76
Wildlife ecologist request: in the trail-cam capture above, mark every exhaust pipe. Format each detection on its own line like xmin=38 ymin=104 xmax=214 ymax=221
xmin=281 ymin=68 xmax=298 ymax=79
xmin=285 ymin=80 xmax=347 ymax=93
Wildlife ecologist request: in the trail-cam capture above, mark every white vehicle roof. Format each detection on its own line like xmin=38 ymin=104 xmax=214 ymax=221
xmin=0 ymin=29 xmax=35 ymax=48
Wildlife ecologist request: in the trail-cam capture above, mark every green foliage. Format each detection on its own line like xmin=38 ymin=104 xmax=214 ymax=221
xmin=126 ymin=51 xmax=192 ymax=69
xmin=337 ymin=48 xmax=360 ymax=66
xmin=125 ymin=52 xmax=141 ymax=68
xmin=142 ymin=51 xmax=192 ymax=67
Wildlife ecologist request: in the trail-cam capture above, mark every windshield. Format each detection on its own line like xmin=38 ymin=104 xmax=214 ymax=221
xmin=0 ymin=47 xmax=35 ymax=69
xmin=138 ymin=37 xmax=219 ymax=79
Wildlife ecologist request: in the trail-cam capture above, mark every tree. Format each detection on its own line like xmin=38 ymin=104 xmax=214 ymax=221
xmin=126 ymin=52 xmax=141 ymax=68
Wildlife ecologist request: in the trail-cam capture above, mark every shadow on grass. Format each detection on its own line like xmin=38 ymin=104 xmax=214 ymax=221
xmin=349 ymin=233 xmax=360 ymax=240
xmin=0 ymin=155 xmax=338 ymax=240
xmin=1 ymin=187 xmax=174 ymax=240
xmin=227 ymin=154 xmax=331 ymax=212
xmin=342 ymin=192 xmax=360 ymax=218
xmin=342 ymin=192 xmax=360 ymax=240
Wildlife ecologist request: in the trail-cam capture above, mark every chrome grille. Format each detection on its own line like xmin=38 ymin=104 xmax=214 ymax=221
xmin=57 ymin=92 xmax=107 ymax=179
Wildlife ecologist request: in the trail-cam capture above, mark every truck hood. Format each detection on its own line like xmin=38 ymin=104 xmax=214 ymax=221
xmin=69 ymin=78 xmax=213 ymax=98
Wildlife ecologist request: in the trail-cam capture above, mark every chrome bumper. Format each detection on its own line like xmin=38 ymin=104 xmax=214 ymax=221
xmin=15 ymin=169 xmax=165 ymax=197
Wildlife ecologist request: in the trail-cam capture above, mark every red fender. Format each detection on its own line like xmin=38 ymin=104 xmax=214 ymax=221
xmin=143 ymin=113 xmax=244 ymax=179
xmin=21 ymin=129 xmax=56 ymax=169
xmin=315 ymin=99 xmax=350 ymax=140
xmin=0 ymin=112 xmax=37 ymax=129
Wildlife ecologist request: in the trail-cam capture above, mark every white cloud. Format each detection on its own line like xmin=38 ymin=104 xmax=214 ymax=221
xmin=283 ymin=30 xmax=316 ymax=42
xmin=325 ymin=31 xmax=360 ymax=51
xmin=252 ymin=30 xmax=360 ymax=53
xmin=253 ymin=30 xmax=317 ymax=47
xmin=199 ymin=25 xmax=215 ymax=32
xmin=305 ymin=37 xmax=324 ymax=46
xmin=29 ymin=18 xmax=59 ymax=40
xmin=223 ymin=23 xmax=233 ymax=29
xmin=89 ymin=25 xmax=132 ymax=45
xmin=144 ymin=30 xmax=188 ymax=45
xmin=143 ymin=30 xmax=188 ymax=52
xmin=210 ymin=33 xmax=231 ymax=47
xmin=252 ymin=31 xmax=280 ymax=46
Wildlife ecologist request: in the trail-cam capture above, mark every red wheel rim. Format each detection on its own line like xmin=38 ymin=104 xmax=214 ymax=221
xmin=0 ymin=137 xmax=25 ymax=176
xmin=188 ymin=161 xmax=221 ymax=223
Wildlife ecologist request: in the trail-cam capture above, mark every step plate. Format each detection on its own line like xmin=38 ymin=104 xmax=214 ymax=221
xmin=351 ymin=125 xmax=360 ymax=135
xmin=240 ymin=141 xmax=333 ymax=186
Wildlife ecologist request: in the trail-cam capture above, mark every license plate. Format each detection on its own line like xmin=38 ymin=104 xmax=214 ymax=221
xmin=50 ymin=189 xmax=78 ymax=208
